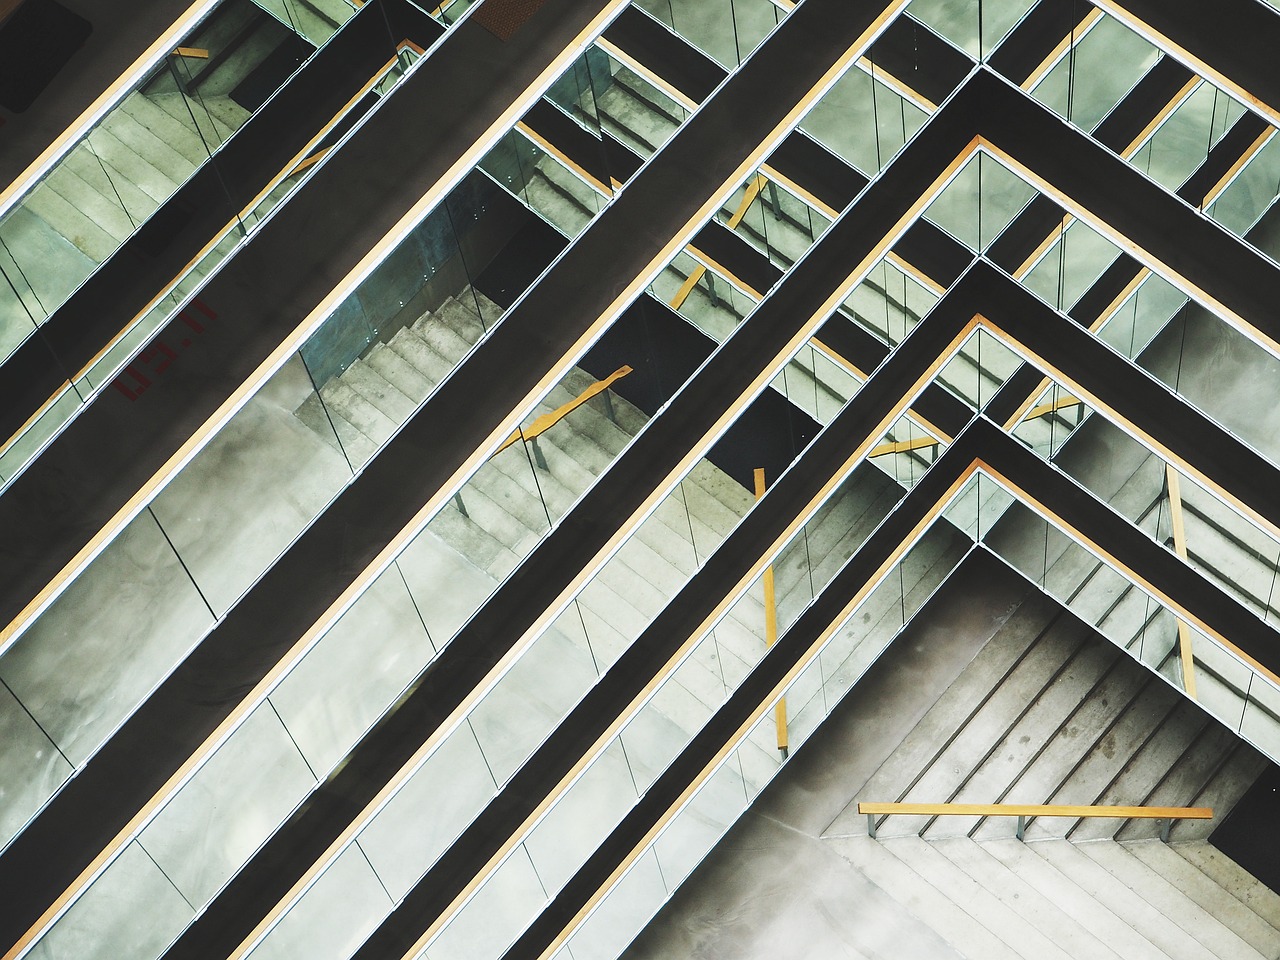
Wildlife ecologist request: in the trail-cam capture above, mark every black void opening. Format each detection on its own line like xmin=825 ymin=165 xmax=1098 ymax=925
xmin=1212 ymin=757 xmax=1280 ymax=894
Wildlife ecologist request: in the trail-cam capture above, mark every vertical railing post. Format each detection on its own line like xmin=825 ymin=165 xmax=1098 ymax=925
xmin=1161 ymin=818 xmax=1172 ymax=843
xmin=1016 ymin=815 xmax=1026 ymax=841
xmin=531 ymin=436 xmax=548 ymax=470
xmin=867 ymin=813 xmax=877 ymax=839
xmin=600 ymin=388 xmax=616 ymax=423
xmin=453 ymin=491 xmax=468 ymax=518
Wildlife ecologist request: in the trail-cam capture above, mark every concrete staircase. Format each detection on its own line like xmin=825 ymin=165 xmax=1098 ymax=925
xmin=809 ymin=563 xmax=1279 ymax=960
xmin=825 ymin=591 xmax=1264 ymax=845
xmin=289 ymin=286 xmax=932 ymax=774
xmin=830 ymin=834 xmax=1280 ymax=960
xmin=15 ymin=0 xmax=281 ymax=270
xmin=594 ymin=63 xmax=686 ymax=158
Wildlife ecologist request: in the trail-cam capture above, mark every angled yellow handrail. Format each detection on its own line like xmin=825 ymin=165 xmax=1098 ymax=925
xmin=1165 ymin=464 xmax=1200 ymax=698
xmin=754 ymin=468 xmax=788 ymax=757
xmin=858 ymin=801 xmax=1212 ymax=841
xmin=669 ymin=174 xmax=768 ymax=310
xmin=494 ymin=364 xmax=632 ymax=456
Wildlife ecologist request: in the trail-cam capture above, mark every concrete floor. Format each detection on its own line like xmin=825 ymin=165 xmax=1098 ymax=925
xmin=618 ymin=554 xmax=1022 ymax=960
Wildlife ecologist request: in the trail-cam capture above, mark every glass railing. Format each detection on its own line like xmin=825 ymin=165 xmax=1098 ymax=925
xmin=0 ymin=0 xmax=350 ymax=355
xmin=0 ymin=34 xmax=632 ymax=862
xmin=24 ymin=76 xmax=970 ymax=952
xmin=420 ymin=431 xmax=967 ymax=960
xmin=946 ymin=467 xmax=1280 ymax=768
xmin=241 ymin=318 xmax=956 ymax=960
xmin=634 ymin=0 xmax=784 ymax=70
xmin=0 ymin=0 xmax=398 ymax=489
xmin=0 ymin=44 xmax=420 ymax=490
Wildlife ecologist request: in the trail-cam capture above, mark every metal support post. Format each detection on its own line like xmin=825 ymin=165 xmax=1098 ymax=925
xmin=1016 ymin=815 xmax=1026 ymax=841
xmin=867 ymin=813 xmax=877 ymax=839
xmin=531 ymin=436 xmax=548 ymax=470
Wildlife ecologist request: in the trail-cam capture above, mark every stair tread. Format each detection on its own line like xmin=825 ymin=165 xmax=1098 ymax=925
xmin=120 ymin=93 xmax=214 ymax=166
xmin=1123 ymin=838 xmax=1280 ymax=956
xmin=1175 ymin=841 xmax=1280 ymax=934
xmin=970 ymin=653 xmax=1152 ymax=839
xmin=829 ymin=835 xmax=1025 ymax=960
xmin=982 ymin=838 xmax=1171 ymax=960
xmin=1077 ymin=838 xmax=1267 ymax=959
xmin=1029 ymin=838 xmax=1221 ymax=960
xmin=930 ymin=836 xmax=1124 ymax=960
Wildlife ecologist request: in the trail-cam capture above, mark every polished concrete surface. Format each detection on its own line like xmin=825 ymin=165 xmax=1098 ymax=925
xmin=621 ymin=554 xmax=1022 ymax=960
xmin=621 ymin=553 xmax=1277 ymax=959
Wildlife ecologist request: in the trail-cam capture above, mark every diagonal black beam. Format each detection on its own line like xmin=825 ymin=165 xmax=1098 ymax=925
xmin=1 ymin=0 xmax=926 ymax=954
xmin=350 ymin=257 xmax=986 ymax=960
xmin=1101 ymin=0 xmax=1280 ymax=119
xmin=0 ymin=0 xmax=625 ymax=636
xmin=0 ymin=2 xmax=441 ymax=461
xmin=973 ymin=67 xmax=1280 ymax=349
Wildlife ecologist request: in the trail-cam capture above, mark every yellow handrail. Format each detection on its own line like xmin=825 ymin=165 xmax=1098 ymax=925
xmin=669 ymin=174 xmax=768 ymax=311
xmin=494 ymin=365 xmax=632 ymax=456
xmin=754 ymin=468 xmax=788 ymax=757
xmin=858 ymin=801 xmax=1212 ymax=841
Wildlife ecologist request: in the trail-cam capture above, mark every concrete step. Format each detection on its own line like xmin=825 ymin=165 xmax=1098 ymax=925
xmin=99 ymin=104 xmax=201 ymax=186
xmin=1115 ymin=719 xmax=1240 ymax=840
xmin=385 ymin=325 xmax=452 ymax=385
xmin=413 ymin=297 xmax=484 ymax=365
xmin=59 ymin=134 xmax=168 ymax=225
xmin=364 ymin=342 xmax=434 ymax=401
xmin=1029 ymin=838 xmax=1221 ymax=960
xmin=929 ymin=836 xmax=1116 ymax=960
xmin=1068 ymin=694 xmax=1209 ymax=840
xmin=319 ymin=377 xmax=396 ymax=446
xmin=75 ymin=124 xmax=179 ymax=205
xmin=149 ymin=91 xmax=237 ymax=148
xmin=42 ymin=161 xmax=137 ymax=244
xmin=829 ymin=834 xmax=1025 ymax=960
xmin=931 ymin=637 xmax=1118 ymax=838
xmin=1170 ymin=740 xmax=1267 ymax=842
xmin=1123 ymin=838 xmax=1280 ymax=957
xmin=595 ymin=66 xmax=683 ymax=157
xmin=1026 ymin=679 xmax=1180 ymax=838
xmin=970 ymin=651 xmax=1152 ymax=839
xmin=120 ymin=93 xmax=215 ymax=166
xmin=433 ymin=291 xmax=493 ymax=343
xmin=23 ymin=181 xmax=119 ymax=261
xmin=823 ymin=592 xmax=1067 ymax=837
xmin=1175 ymin=841 xmax=1280 ymax=935
xmin=1077 ymin=839 xmax=1267 ymax=959
xmin=341 ymin=360 xmax=417 ymax=425
xmin=298 ymin=392 xmax=375 ymax=464
xmin=982 ymin=838 xmax=1170 ymax=960
xmin=524 ymin=163 xmax=595 ymax=237
xmin=880 ymin=615 xmax=1091 ymax=836
xmin=892 ymin=834 xmax=1076 ymax=960
xmin=200 ymin=97 xmax=253 ymax=139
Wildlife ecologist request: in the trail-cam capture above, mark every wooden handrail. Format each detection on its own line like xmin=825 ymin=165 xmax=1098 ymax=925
xmin=494 ymin=365 xmax=632 ymax=456
xmin=857 ymin=802 xmax=1212 ymax=818
xmin=858 ymin=801 xmax=1212 ymax=841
